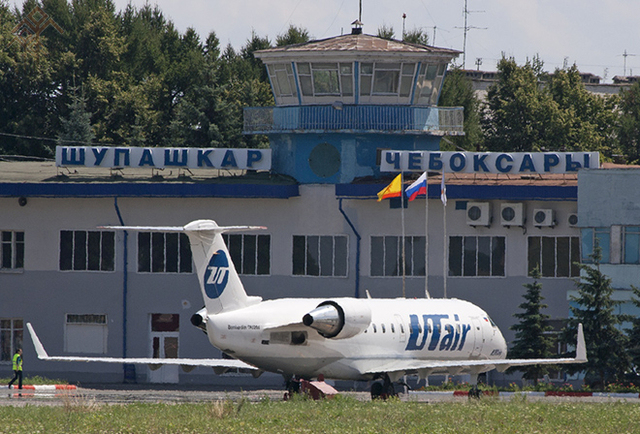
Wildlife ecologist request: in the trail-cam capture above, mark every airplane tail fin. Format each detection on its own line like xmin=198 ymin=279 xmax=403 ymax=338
xmin=101 ymin=219 xmax=265 ymax=315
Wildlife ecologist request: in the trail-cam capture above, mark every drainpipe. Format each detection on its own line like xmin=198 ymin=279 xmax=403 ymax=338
xmin=338 ymin=199 xmax=361 ymax=298
xmin=114 ymin=197 xmax=134 ymax=382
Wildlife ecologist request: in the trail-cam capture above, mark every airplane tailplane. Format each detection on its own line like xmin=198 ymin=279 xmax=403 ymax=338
xmin=183 ymin=220 xmax=264 ymax=315
xmin=101 ymin=219 xmax=264 ymax=315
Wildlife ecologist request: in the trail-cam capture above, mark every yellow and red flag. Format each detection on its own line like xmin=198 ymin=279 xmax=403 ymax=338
xmin=377 ymin=173 xmax=403 ymax=202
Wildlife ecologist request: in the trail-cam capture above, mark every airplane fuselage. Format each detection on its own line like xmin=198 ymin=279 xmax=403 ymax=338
xmin=206 ymin=297 xmax=507 ymax=381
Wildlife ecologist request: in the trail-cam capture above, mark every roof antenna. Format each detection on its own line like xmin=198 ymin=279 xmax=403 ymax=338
xmin=351 ymin=0 xmax=363 ymax=34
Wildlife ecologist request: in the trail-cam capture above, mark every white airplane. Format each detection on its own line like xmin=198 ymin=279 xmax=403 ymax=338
xmin=28 ymin=219 xmax=587 ymax=398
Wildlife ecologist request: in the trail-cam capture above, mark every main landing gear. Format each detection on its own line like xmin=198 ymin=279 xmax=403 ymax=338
xmin=370 ymin=374 xmax=400 ymax=400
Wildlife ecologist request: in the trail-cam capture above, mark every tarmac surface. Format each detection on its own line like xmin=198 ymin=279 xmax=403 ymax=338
xmin=2 ymin=384 xmax=640 ymax=407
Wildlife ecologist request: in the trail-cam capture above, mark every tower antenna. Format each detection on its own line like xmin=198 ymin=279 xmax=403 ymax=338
xmin=620 ymin=49 xmax=637 ymax=76
xmin=455 ymin=0 xmax=486 ymax=68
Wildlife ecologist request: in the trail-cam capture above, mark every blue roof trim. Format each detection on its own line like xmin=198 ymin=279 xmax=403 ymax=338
xmin=0 ymin=183 xmax=299 ymax=199
xmin=335 ymin=183 xmax=577 ymax=201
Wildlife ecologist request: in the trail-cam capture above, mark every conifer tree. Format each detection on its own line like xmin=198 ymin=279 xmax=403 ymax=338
xmin=626 ymin=286 xmax=640 ymax=376
xmin=58 ymin=85 xmax=95 ymax=145
xmin=508 ymin=268 xmax=553 ymax=384
xmin=563 ymin=244 xmax=631 ymax=388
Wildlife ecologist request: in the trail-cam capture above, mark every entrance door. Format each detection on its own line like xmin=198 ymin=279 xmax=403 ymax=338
xmin=470 ymin=318 xmax=484 ymax=358
xmin=149 ymin=314 xmax=179 ymax=383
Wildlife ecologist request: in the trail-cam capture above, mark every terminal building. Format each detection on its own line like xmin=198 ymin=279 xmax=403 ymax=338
xmin=1 ymin=29 xmax=638 ymax=387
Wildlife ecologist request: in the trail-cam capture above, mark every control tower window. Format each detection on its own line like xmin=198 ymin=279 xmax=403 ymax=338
xmin=267 ymin=63 xmax=298 ymax=100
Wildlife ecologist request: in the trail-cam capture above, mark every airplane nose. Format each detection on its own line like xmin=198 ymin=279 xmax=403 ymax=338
xmin=495 ymin=329 xmax=508 ymax=357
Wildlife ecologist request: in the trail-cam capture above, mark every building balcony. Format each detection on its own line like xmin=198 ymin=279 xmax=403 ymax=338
xmin=243 ymin=105 xmax=464 ymax=136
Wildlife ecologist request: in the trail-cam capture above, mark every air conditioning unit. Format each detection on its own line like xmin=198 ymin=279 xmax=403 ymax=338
xmin=533 ymin=209 xmax=556 ymax=227
xmin=568 ymin=213 xmax=579 ymax=227
xmin=466 ymin=202 xmax=491 ymax=227
xmin=500 ymin=203 xmax=525 ymax=227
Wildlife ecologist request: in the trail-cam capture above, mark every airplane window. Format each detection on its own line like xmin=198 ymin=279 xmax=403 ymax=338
xmin=373 ymin=324 xmax=377 ymax=333
xmin=391 ymin=324 xmax=395 ymax=333
xmin=400 ymin=324 xmax=405 ymax=333
xmin=487 ymin=316 xmax=497 ymax=327
xmin=381 ymin=324 xmax=386 ymax=333
xmin=418 ymin=325 xmax=422 ymax=333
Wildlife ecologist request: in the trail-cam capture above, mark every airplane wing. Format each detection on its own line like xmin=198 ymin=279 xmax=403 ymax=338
xmin=26 ymin=323 xmax=259 ymax=371
xmin=361 ymin=323 xmax=587 ymax=381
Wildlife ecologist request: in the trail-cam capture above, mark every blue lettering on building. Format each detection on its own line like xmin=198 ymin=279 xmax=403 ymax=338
xmin=221 ymin=150 xmax=238 ymax=168
xmin=114 ymin=148 xmax=130 ymax=167
xmin=92 ymin=148 xmax=108 ymax=166
xmin=165 ymin=149 xmax=188 ymax=166
xmin=405 ymin=314 xmax=471 ymax=352
xmin=519 ymin=154 xmax=536 ymax=172
xmin=385 ymin=151 xmax=401 ymax=170
xmin=139 ymin=149 xmax=154 ymax=166
xmin=246 ymin=150 xmax=263 ymax=168
xmin=61 ymin=148 xmax=85 ymax=165
xmin=428 ymin=153 xmax=443 ymax=171
xmin=203 ymin=249 xmax=230 ymax=299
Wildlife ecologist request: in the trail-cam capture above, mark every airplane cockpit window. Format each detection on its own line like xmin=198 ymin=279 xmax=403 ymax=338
xmin=487 ymin=316 xmax=497 ymax=328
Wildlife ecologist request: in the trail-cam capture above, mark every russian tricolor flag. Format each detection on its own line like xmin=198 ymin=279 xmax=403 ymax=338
xmin=405 ymin=172 xmax=427 ymax=201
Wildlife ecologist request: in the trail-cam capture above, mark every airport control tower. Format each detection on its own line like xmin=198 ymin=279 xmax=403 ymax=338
xmin=243 ymin=26 xmax=463 ymax=184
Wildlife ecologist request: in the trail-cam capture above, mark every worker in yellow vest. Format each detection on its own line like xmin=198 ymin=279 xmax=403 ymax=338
xmin=8 ymin=348 xmax=22 ymax=389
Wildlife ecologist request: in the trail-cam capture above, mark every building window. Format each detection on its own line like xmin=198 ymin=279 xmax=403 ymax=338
xmin=581 ymin=228 xmax=610 ymax=263
xmin=267 ymin=63 xmax=298 ymax=99
xmin=297 ymin=62 xmax=353 ymax=97
xmin=1 ymin=231 xmax=24 ymax=270
xmin=413 ymin=63 xmax=446 ymax=105
xmin=360 ymin=62 xmax=416 ymax=97
xmin=138 ymin=232 xmax=192 ymax=273
xmin=60 ymin=230 xmax=115 ymax=271
xmin=528 ymin=236 xmax=580 ymax=277
xmin=370 ymin=236 xmax=425 ymax=277
xmin=222 ymin=234 xmax=270 ymax=275
xmin=449 ymin=236 xmax=505 ymax=277
xmin=65 ymin=314 xmax=107 ymax=354
xmin=293 ymin=235 xmax=348 ymax=277
xmin=1 ymin=319 xmax=23 ymax=362
xmin=623 ymin=227 xmax=640 ymax=264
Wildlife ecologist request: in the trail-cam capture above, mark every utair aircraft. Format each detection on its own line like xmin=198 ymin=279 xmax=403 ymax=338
xmin=27 ymin=219 xmax=587 ymax=398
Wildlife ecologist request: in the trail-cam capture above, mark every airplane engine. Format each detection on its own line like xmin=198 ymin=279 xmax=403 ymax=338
xmin=190 ymin=307 xmax=208 ymax=334
xmin=302 ymin=300 xmax=371 ymax=339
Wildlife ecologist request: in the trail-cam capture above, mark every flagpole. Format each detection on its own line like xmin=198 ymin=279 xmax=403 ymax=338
xmin=401 ymin=171 xmax=406 ymax=298
xmin=441 ymin=170 xmax=447 ymax=299
xmin=424 ymin=175 xmax=430 ymax=298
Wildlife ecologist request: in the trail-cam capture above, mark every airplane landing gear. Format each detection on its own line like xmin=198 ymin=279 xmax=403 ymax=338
xmin=370 ymin=374 xmax=398 ymax=400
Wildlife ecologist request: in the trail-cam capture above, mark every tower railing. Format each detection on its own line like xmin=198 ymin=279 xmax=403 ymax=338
xmin=243 ymin=105 xmax=464 ymax=135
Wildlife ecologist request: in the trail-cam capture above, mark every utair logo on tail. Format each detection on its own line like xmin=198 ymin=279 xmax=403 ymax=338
xmin=203 ymin=249 xmax=229 ymax=299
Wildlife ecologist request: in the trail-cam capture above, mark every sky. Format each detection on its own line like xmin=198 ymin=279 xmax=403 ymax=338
xmin=13 ymin=0 xmax=640 ymax=82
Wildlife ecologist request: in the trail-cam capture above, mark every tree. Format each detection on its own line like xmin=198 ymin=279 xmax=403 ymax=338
xmin=402 ymin=28 xmax=428 ymax=45
xmin=438 ymin=66 xmax=482 ymax=151
xmin=376 ymin=24 xmax=394 ymax=40
xmin=546 ymin=65 xmax=618 ymax=154
xmin=626 ymin=286 xmax=640 ymax=376
xmin=508 ymin=268 xmax=554 ymax=384
xmin=58 ymin=85 xmax=95 ymax=145
xmin=482 ymin=56 xmax=561 ymax=152
xmin=617 ymin=81 xmax=640 ymax=164
xmin=563 ymin=244 xmax=631 ymax=388
xmin=276 ymin=25 xmax=309 ymax=47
